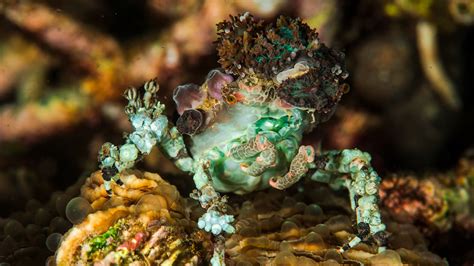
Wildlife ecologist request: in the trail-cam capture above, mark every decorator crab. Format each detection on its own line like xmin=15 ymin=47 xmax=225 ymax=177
xmin=98 ymin=13 xmax=387 ymax=263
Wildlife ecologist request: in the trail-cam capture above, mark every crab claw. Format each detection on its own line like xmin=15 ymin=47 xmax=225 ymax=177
xmin=269 ymin=173 xmax=296 ymax=190
xmin=269 ymin=145 xmax=315 ymax=190
xmin=269 ymin=176 xmax=283 ymax=189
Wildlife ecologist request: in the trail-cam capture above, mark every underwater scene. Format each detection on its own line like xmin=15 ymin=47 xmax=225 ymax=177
xmin=0 ymin=0 xmax=473 ymax=265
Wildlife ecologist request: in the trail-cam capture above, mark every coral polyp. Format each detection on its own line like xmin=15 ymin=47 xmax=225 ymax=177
xmin=96 ymin=13 xmax=387 ymax=263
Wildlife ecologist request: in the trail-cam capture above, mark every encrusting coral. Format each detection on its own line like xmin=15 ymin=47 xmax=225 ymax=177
xmin=56 ymin=170 xmax=213 ymax=265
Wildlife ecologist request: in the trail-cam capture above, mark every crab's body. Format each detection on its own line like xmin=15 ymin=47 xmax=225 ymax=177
xmin=98 ymin=13 xmax=388 ymax=264
xmin=189 ymin=102 xmax=307 ymax=194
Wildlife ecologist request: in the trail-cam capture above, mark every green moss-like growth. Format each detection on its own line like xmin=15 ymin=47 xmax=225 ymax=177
xmin=86 ymin=219 xmax=125 ymax=259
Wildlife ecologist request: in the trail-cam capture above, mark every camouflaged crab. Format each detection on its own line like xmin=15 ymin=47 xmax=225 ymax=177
xmin=98 ymin=13 xmax=387 ymax=264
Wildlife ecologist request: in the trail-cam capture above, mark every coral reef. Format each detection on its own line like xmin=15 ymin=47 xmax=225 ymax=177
xmin=3 ymin=162 xmax=472 ymax=265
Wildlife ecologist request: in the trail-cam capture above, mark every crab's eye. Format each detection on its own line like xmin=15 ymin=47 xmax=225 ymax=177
xmin=225 ymin=95 xmax=237 ymax=105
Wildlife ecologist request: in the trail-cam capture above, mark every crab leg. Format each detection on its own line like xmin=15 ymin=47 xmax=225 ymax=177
xmin=269 ymin=145 xmax=315 ymax=189
xmin=310 ymin=149 xmax=388 ymax=253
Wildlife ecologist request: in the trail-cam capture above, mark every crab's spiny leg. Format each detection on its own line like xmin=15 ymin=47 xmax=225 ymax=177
xmin=311 ymin=149 xmax=387 ymax=253
xmin=269 ymin=145 xmax=315 ymax=189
